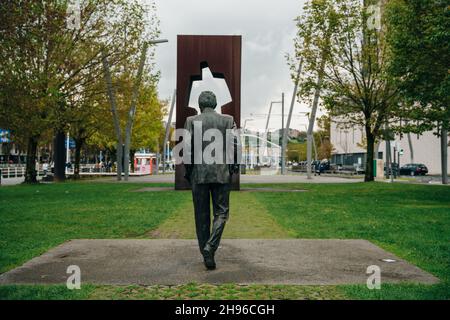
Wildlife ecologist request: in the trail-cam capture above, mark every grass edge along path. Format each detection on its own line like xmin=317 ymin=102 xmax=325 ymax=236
xmin=148 ymin=190 xmax=295 ymax=239
xmin=0 ymin=283 xmax=347 ymax=300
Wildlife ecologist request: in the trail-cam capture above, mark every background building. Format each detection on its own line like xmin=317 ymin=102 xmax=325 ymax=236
xmin=330 ymin=119 xmax=450 ymax=175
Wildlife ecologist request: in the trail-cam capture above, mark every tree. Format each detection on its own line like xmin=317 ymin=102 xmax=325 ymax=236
xmin=0 ymin=0 xmax=158 ymax=183
xmin=385 ymin=0 xmax=450 ymax=184
xmin=102 ymin=41 xmax=161 ymax=180
xmin=292 ymin=0 xmax=338 ymax=178
xmin=287 ymin=142 xmax=307 ymax=162
xmin=0 ymin=1 xmax=62 ymax=183
xmin=316 ymin=114 xmax=334 ymax=159
xmin=103 ymin=42 xmax=152 ymax=181
xmin=131 ymin=85 xmax=165 ymax=154
xmin=66 ymin=80 xmax=106 ymax=179
xmin=86 ymin=78 xmax=164 ymax=174
xmin=293 ymin=0 xmax=401 ymax=182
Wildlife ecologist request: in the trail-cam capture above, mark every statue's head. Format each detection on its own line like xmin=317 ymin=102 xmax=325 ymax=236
xmin=198 ymin=91 xmax=217 ymax=111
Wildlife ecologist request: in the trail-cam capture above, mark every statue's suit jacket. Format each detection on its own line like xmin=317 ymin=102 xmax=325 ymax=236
xmin=184 ymin=108 xmax=237 ymax=184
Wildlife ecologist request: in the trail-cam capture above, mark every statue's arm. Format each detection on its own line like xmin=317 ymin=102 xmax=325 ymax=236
xmin=228 ymin=119 xmax=241 ymax=175
xmin=183 ymin=118 xmax=193 ymax=182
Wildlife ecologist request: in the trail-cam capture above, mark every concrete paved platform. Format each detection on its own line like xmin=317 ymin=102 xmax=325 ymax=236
xmin=0 ymin=239 xmax=438 ymax=286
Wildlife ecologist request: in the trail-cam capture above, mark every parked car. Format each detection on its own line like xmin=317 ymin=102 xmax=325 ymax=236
xmin=399 ymin=163 xmax=428 ymax=176
xmin=315 ymin=160 xmax=330 ymax=175
xmin=354 ymin=164 xmax=365 ymax=174
xmin=384 ymin=163 xmax=399 ymax=176
xmin=311 ymin=160 xmax=321 ymax=171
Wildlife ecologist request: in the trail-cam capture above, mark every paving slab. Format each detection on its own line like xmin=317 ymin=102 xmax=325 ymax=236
xmin=0 ymin=239 xmax=438 ymax=286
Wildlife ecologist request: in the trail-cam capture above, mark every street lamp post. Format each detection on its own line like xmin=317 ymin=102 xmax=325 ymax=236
xmin=265 ymin=102 xmax=275 ymax=133
xmin=265 ymin=100 xmax=283 ymax=132
xmin=66 ymin=132 xmax=70 ymax=175
xmin=149 ymin=39 xmax=169 ymax=45
xmin=299 ymin=111 xmax=318 ymax=178
xmin=243 ymin=119 xmax=254 ymax=169
xmin=281 ymin=93 xmax=285 ymax=174
xmin=147 ymin=39 xmax=168 ymax=175
xmin=162 ymin=89 xmax=176 ymax=174
xmin=243 ymin=118 xmax=255 ymax=130
xmin=264 ymin=96 xmax=285 ymax=172
xmin=283 ymin=60 xmax=303 ymax=175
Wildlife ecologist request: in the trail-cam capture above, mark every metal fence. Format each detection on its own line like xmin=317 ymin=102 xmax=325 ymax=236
xmin=0 ymin=166 xmax=46 ymax=179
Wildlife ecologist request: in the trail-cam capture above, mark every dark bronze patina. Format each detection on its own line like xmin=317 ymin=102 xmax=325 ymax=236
xmin=184 ymin=91 xmax=240 ymax=270
xmin=175 ymin=35 xmax=241 ymax=190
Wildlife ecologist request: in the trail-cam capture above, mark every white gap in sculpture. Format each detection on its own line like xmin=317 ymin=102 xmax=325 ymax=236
xmin=188 ymin=67 xmax=232 ymax=114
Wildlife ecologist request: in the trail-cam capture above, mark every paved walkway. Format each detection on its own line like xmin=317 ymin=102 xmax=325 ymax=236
xmin=0 ymin=177 xmax=37 ymax=186
xmin=0 ymin=239 xmax=437 ymax=286
xmin=4 ymin=173 xmax=448 ymax=186
xmin=1 ymin=174 xmax=360 ymax=186
xmin=0 ymin=176 xmax=46 ymax=186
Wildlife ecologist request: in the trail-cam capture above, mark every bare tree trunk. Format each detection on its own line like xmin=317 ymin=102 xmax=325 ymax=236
xmin=306 ymin=21 xmax=332 ymax=179
xmin=313 ymin=133 xmax=318 ymax=160
xmin=130 ymin=149 xmax=136 ymax=173
xmin=307 ymin=71 xmax=324 ymax=179
xmin=49 ymin=143 xmax=53 ymax=166
xmin=374 ymin=140 xmax=380 ymax=158
xmin=386 ymin=139 xmax=394 ymax=182
xmin=102 ymin=53 xmax=123 ymax=181
xmin=123 ymin=43 xmax=149 ymax=181
xmin=365 ymin=129 xmax=375 ymax=182
xmin=283 ymin=60 xmax=303 ymax=174
xmin=24 ymin=136 xmax=39 ymax=184
xmin=4 ymin=142 xmax=11 ymax=164
xmin=441 ymin=124 xmax=448 ymax=185
xmin=74 ymin=137 xmax=84 ymax=180
xmin=407 ymin=132 xmax=414 ymax=164
xmin=53 ymin=130 xmax=66 ymax=182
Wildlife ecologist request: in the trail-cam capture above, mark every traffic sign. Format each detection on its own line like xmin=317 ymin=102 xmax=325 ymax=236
xmin=65 ymin=138 xmax=76 ymax=149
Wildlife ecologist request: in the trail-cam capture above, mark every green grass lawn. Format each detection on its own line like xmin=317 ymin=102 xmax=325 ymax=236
xmin=0 ymin=181 xmax=448 ymax=300
xmin=250 ymin=183 xmax=450 ymax=299
xmin=0 ymin=182 xmax=189 ymax=273
xmin=150 ymin=190 xmax=293 ymax=239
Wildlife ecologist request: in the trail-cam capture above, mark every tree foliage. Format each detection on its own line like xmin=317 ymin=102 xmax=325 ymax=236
xmin=385 ymin=0 xmax=450 ymax=132
xmin=293 ymin=0 xmax=401 ymax=181
xmin=0 ymin=0 xmax=162 ymax=182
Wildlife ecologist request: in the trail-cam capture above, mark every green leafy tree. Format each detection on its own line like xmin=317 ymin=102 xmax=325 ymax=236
xmin=131 ymin=85 xmax=165 ymax=152
xmin=385 ymin=0 xmax=450 ymax=183
xmin=287 ymin=142 xmax=307 ymax=162
xmin=316 ymin=114 xmax=334 ymax=159
xmin=292 ymin=0 xmax=338 ymax=178
xmin=86 ymin=80 xmax=165 ymax=173
xmin=0 ymin=0 xmax=159 ymax=183
xmin=293 ymin=0 xmax=401 ymax=181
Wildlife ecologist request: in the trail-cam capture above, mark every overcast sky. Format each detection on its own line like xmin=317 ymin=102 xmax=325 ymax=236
xmin=151 ymin=0 xmax=324 ymax=131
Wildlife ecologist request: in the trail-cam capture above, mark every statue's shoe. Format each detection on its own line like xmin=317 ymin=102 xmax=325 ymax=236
xmin=203 ymin=248 xmax=216 ymax=270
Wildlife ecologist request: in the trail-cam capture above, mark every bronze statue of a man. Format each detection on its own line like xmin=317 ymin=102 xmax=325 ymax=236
xmin=184 ymin=91 xmax=240 ymax=270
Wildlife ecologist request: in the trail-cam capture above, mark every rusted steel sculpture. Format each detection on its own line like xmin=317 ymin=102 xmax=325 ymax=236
xmin=175 ymin=35 xmax=242 ymax=190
